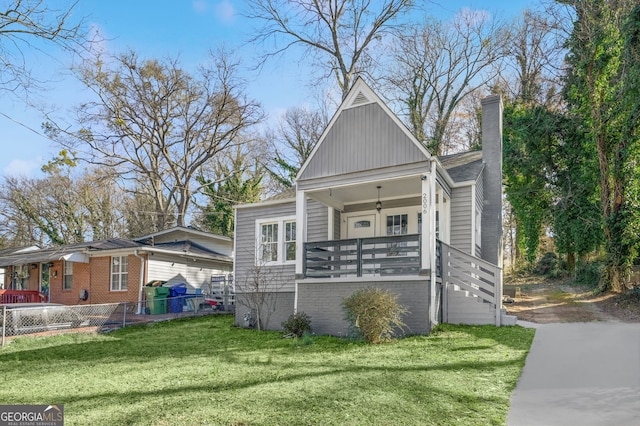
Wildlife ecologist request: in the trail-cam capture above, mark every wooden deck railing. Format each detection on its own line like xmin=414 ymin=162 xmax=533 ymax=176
xmin=0 ymin=290 xmax=48 ymax=304
xmin=439 ymin=241 xmax=502 ymax=325
xmin=303 ymin=234 xmax=421 ymax=278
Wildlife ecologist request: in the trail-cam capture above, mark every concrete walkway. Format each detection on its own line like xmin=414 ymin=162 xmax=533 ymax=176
xmin=508 ymin=321 xmax=640 ymax=426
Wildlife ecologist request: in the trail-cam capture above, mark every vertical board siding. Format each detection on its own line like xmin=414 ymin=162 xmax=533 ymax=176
xmin=450 ymin=186 xmax=473 ymax=254
xmin=299 ymin=103 xmax=427 ymax=180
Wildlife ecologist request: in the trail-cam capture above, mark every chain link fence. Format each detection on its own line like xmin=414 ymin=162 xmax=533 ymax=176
xmin=1 ymin=293 xmax=234 ymax=346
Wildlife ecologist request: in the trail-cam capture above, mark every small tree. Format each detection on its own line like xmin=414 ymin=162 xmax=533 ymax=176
xmin=343 ymin=287 xmax=408 ymax=344
xmin=235 ymin=250 xmax=286 ymax=330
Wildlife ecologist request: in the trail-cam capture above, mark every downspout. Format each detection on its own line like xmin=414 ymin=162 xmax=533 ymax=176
xmin=134 ymin=250 xmax=146 ymax=315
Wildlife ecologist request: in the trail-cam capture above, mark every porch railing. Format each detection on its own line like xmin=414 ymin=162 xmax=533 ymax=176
xmin=303 ymin=234 xmax=421 ymax=278
xmin=0 ymin=290 xmax=48 ymax=304
xmin=439 ymin=241 xmax=502 ymax=326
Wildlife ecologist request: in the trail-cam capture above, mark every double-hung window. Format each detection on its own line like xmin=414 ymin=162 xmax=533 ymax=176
xmin=63 ymin=261 xmax=73 ymax=290
xmin=111 ymin=255 xmax=129 ymax=291
xmin=261 ymin=223 xmax=279 ymax=262
xmin=257 ymin=218 xmax=296 ymax=264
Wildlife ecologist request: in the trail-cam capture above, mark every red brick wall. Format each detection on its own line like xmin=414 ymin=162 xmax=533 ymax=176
xmin=48 ymin=261 xmax=64 ymax=303
xmin=48 ymin=254 xmax=148 ymax=306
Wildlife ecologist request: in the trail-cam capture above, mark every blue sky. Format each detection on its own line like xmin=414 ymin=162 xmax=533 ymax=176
xmin=0 ymin=0 xmax=535 ymax=177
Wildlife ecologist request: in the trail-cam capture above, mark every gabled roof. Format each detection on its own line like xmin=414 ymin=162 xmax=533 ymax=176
xmin=149 ymin=240 xmax=232 ymax=263
xmin=296 ymin=77 xmax=432 ymax=182
xmin=439 ymin=151 xmax=485 ymax=183
xmin=135 ymin=226 xmax=232 ymax=243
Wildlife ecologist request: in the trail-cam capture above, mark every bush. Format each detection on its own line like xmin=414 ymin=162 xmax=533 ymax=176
xmin=282 ymin=312 xmax=312 ymax=337
xmin=574 ymin=261 xmax=603 ymax=288
xmin=342 ymin=287 xmax=408 ymax=344
xmin=534 ymin=252 xmax=564 ymax=278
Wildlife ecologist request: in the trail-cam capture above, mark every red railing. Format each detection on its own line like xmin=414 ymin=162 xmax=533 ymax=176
xmin=0 ymin=290 xmax=47 ymax=304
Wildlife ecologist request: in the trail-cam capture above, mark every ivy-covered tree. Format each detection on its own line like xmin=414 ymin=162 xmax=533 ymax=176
xmin=503 ymin=103 xmax=556 ymax=264
xmin=550 ymin=114 xmax=603 ymax=272
xmin=563 ymin=0 xmax=639 ymax=291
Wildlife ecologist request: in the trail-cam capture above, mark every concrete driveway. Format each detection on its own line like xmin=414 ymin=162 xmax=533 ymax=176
xmin=508 ymin=321 xmax=640 ymax=426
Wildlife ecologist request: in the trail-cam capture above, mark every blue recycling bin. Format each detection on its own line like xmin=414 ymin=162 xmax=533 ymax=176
xmin=167 ymin=283 xmax=188 ymax=313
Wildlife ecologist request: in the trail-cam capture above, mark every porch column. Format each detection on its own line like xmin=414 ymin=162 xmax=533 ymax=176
xmin=420 ymin=172 xmax=435 ymax=275
xmin=421 ymin=161 xmax=438 ymax=325
xmin=295 ymin=189 xmax=307 ymax=278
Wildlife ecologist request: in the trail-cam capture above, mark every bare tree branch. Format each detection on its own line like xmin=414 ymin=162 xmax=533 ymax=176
xmin=45 ymin=49 xmax=263 ymax=230
xmin=246 ymin=0 xmax=416 ymax=99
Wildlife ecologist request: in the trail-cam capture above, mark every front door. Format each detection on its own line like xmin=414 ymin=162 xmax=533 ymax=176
xmin=346 ymin=214 xmax=377 ymax=239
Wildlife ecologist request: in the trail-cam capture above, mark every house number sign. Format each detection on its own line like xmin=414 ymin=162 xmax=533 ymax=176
xmin=422 ymin=192 xmax=429 ymax=215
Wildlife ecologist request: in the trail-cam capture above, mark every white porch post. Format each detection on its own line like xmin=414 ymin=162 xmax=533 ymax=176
xmin=294 ymin=189 xmax=307 ymax=314
xmin=429 ymin=160 xmax=438 ymax=324
xmin=421 ymin=161 xmax=438 ymax=325
xmin=420 ymin=174 xmax=431 ymax=272
xmin=295 ymin=189 xmax=307 ymax=277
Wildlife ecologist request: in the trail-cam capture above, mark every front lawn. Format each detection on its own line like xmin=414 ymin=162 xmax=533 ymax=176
xmin=0 ymin=315 xmax=534 ymax=425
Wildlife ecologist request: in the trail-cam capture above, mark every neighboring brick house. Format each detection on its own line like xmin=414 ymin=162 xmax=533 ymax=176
xmin=0 ymin=227 xmax=233 ymax=306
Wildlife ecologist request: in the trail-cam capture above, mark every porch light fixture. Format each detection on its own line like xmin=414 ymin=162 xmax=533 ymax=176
xmin=376 ymin=186 xmax=382 ymax=213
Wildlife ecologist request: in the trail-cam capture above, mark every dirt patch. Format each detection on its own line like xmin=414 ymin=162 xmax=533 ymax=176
xmin=504 ymin=277 xmax=640 ymax=324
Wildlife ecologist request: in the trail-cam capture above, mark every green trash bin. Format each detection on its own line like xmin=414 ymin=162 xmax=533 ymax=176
xmin=145 ymin=286 xmax=170 ymax=314
xmin=154 ymin=287 xmax=170 ymax=314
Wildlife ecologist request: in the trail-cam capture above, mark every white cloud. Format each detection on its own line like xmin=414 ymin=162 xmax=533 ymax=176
xmin=192 ymin=0 xmax=209 ymax=14
xmin=215 ymin=0 xmax=235 ymax=24
xmin=4 ymin=158 xmax=42 ymax=177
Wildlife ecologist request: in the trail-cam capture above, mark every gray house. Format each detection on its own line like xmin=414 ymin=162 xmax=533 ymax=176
xmin=234 ymin=78 xmax=514 ymax=335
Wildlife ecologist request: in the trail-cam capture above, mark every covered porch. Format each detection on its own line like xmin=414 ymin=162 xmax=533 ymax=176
xmin=294 ymin=161 xmax=447 ymax=282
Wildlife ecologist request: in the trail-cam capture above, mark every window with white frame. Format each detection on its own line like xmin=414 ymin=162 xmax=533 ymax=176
xmin=285 ymin=221 xmax=296 ymax=261
xmin=257 ymin=218 xmax=296 ymax=264
xmin=63 ymin=261 xmax=73 ymax=290
xmin=111 ymin=255 xmax=129 ymax=291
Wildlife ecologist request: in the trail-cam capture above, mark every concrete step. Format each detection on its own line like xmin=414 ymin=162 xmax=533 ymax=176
xmin=500 ymin=309 xmax=518 ymax=326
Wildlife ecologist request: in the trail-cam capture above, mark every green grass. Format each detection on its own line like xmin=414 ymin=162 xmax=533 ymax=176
xmin=0 ymin=316 xmax=534 ymax=426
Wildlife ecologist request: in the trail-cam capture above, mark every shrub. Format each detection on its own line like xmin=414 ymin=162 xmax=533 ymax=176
xmin=342 ymin=287 xmax=408 ymax=344
xmin=534 ymin=252 xmax=564 ymax=277
xmin=282 ymin=312 xmax=312 ymax=337
xmin=574 ymin=261 xmax=603 ymax=288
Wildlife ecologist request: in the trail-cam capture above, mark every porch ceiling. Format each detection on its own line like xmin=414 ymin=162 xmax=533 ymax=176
xmin=305 ymin=175 xmax=422 ymax=211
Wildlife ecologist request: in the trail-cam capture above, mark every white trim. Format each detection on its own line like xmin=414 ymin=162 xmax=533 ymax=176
xmin=110 ymin=255 xmax=129 ymax=292
xmin=255 ymin=216 xmax=297 ymax=266
xmin=471 ymin=183 xmax=477 ymax=253
xmin=295 ymin=190 xmax=307 ymax=276
xmin=428 ymin=160 xmax=438 ymax=325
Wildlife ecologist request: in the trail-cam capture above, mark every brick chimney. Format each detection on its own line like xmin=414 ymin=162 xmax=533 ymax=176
xmin=480 ymin=95 xmax=503 ymax=268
